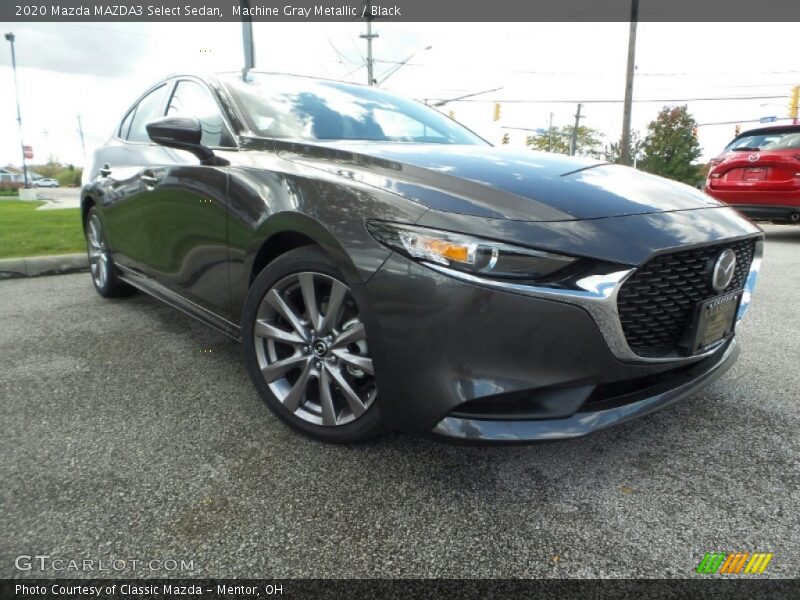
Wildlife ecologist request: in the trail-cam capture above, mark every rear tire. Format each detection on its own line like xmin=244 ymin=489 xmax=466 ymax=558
xmin=242 ymin=246 xmax=382 ymax=443
xmin=85 ymin=207 xmax=135 ymax=298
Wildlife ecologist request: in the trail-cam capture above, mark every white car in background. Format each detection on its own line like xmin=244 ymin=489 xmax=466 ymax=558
xmin=34 ymin=178 xmax=59 ymax=188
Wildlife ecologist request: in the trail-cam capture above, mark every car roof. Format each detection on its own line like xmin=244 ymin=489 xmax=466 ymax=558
xmin=212 ymin=70 xmax=362 ymax=88
xmin=733 ymin=124 xmax=800 ymax=139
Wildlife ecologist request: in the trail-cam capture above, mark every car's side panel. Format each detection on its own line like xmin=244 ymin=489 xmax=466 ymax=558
xmin=223 ymin=147 xmax=428 ymax=325
xmin=82 ymin=141 xmax=147 ymax=272
xmin=137 ymin=144 xmax=232 ymax=318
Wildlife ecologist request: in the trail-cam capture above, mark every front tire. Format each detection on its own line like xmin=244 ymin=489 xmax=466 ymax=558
xmin=242 ymin=247 xmax=382 ymax=443
xmin=85 ymin=207 xmax=135 ymax=298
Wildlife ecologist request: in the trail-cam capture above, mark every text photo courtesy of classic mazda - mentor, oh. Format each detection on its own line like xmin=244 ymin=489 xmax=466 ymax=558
xmin=80 ymin=72 xmax=763 ymax=443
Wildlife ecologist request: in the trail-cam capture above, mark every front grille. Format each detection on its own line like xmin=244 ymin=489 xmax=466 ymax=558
xmin=617 ymin=238 xmax=756 ymax=357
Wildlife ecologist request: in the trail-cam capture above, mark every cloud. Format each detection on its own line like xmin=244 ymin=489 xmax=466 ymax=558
xmin=0 ymin=23 xmax=154 ymax=77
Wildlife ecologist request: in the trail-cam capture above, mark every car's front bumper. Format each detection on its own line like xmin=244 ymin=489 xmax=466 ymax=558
xmin=432 ymin=339 xmax=738 ymax=442
xmin=359 ymin=246 xmax=751 ymax=442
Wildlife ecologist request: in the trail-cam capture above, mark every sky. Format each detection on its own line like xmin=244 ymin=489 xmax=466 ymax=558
xmin=0 ymin=21 xmax=798 ymax=168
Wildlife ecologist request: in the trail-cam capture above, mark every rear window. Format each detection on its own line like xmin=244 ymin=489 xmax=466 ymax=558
xmin=725 ymin=129 xmax=800 ymax=152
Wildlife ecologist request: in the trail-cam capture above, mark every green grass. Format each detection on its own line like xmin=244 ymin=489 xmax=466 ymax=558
xmin=0 ymin=200 xmax=85 ymax=259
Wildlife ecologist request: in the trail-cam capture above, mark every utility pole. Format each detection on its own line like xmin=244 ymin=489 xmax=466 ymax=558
xmin=360 ymin=1 xmax=378 ymax=86
xmin=547 ymin=112 xmax=553 ymax=152
xmin=76 ymin=114 xmax=86 ymax=159
xmin=5 ymin=32 xmax=29 ymax=188
xmin=240 ymin=0 xmax=255 ymax=80
xmin=620 ymin=0 xmax=639 ymax=166
xmin=570 ymin=103 xmax=583 ymax=156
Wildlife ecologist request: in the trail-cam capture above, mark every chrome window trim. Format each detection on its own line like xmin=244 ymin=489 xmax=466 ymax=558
xmin=425 ymin=238 xmax=763 ymax=365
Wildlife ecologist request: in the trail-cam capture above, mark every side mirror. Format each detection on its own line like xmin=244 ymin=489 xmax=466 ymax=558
xmin=146 ymin=117 xmax=226 ymax=165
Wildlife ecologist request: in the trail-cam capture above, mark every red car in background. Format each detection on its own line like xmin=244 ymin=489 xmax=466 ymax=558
xmin=705 ymin=125 xmax=800 ymax=224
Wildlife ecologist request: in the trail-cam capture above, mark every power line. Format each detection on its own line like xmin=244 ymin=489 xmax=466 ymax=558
xmin=366 ymin=61 xmax=800 ymax=79
xmin=422 ymin=94 xmax=790 ymax=105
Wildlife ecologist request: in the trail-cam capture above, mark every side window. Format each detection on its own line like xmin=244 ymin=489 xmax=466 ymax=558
xmin=127 ymin=84 xmax=168 ymax=143
xmin=118 ymin=108 xmax=134 ymax=140
xmin=167 ymin=80 xmax=228 ymax=147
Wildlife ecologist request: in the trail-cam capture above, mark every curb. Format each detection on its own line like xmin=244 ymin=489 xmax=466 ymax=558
xmin=0 ymin=253 xmax=89 ymax=279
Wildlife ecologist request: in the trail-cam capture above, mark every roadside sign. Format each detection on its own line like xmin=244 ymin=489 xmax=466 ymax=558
xmin=759 ymin=116 xmax=777 ymax=123
xmin=23 ymin=145 xmax=33 ymax=159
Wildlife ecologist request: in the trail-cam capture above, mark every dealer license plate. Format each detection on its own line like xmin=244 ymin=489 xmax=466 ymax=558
xmin=689 ymin=291 xmax=742 ymax=353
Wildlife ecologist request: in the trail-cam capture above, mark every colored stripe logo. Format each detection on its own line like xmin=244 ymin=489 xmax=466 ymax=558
xmin=696 ymin=552 xmax=773 ymax=574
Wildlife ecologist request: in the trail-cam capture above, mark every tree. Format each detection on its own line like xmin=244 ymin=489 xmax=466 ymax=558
xmin=604 ymin=131 xmax=644 ymax=165
xmin=638 ymin=105 xmax=702 ymax=184
xmin=526 ymin=125 xmax=604 ymax=157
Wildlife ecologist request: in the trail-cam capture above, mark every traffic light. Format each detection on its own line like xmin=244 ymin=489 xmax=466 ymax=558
xmin=691 ymin=126 xmax=698 ymax=138
xmin=790 ymin=85 xmax=799 ymax=121
xmin=501 ymin=133 xmax=510 ymax=145
xmin=735 ymin=124 xmax=741 ymax=136
xmin=493 ymin=103 xmax=501 ymax=122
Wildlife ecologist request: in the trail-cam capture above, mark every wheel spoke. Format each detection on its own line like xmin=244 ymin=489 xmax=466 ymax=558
xmin=298 ymin=273 xmax=322 ymax=331
xmin=261 ymin=354 xmax=308 ymax=383
xmin=256 ymin=271 xmax=376 ymax=428
xmin=266 ymin=289 xmax=308 ymax=340
xmin=332 ymin=323 xmax=366 ymax=348
xmin=319 ymin=280 xmax=347 ymax=334
xmin=326 ymin=364 xmax=367 ymax=417
xmin=332 ymin=349 xmax=374 ymax=375
xmin=282 ymin=360 xmax=313 ymax=412
xmin=254 ymin=320 xmax=305 ymax=346
xmin=318 ymin=367 xmax=337 ymax=425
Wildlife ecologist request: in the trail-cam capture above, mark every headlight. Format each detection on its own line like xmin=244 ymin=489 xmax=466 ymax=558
xmin=366 ymin=221 xmax=576 ymax=281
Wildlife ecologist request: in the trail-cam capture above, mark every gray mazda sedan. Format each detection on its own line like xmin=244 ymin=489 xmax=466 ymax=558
xmin=81 ymin=72 xmax=763 ymax=443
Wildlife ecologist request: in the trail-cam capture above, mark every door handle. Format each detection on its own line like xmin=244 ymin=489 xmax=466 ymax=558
xmin=99 ymin=163 xmax=112 ymax=177
xmin=141 ymin=170 xmax=159 ymax=190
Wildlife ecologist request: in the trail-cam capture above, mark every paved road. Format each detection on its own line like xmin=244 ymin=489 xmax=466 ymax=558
xmin=1 ymin=225 xmax=799 ymax=578
xmin=34 ymin=187 xmax=81 ymax=210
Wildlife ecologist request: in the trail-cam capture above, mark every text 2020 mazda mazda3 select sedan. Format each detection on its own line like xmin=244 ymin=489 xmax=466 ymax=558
xmin=81 ymin=72 xmax=763 ymax=443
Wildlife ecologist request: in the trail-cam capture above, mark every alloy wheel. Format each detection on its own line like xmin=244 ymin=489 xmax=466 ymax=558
xmin=87 ymin=214 xmax=109 ymax=289
xmin=253 ymin=271 xmax=376 ymax=427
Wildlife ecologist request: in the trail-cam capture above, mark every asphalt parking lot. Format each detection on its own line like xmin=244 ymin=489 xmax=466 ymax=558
xmin=1 ymin=224 xmax=799 ymax=579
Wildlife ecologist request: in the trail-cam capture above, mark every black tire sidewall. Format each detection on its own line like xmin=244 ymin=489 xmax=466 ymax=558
xmin=241 ymin=247 xmax=382 ymax=443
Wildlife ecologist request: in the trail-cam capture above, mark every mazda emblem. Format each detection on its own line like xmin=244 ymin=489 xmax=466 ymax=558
xmin=711 ymin=249 xmax=737 ymax=292
xmin=748 ymin=153 xmax=760 ymax=162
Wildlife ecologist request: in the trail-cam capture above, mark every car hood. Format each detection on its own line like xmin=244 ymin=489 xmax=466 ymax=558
xmin=268 ymin=140 xmax=723 ymax=222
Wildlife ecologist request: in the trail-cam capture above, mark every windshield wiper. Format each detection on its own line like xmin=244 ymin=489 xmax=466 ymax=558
xmin=731 ymin=146 xmax=762 ymax=152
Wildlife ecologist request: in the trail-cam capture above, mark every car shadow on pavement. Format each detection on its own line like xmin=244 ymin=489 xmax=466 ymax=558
xmin=762 ymin=224 xmax=800 ymax=242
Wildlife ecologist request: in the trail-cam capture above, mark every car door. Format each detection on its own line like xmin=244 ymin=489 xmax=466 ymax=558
xmin=96 ymin=83 xmax=169 ymax=273
xmin=139 ymin=78 xmax=235 ymax=320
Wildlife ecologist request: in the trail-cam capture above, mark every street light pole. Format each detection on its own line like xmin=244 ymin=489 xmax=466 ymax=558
xmin=5 ymin=32 xmax=29 ymax=188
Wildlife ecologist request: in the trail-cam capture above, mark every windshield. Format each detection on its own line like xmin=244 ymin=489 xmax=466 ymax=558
xmin=221 ymin=73 xmax=486 ymax=145
xmin=725 ymin=129 xmax=800 ymax=152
